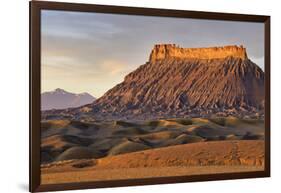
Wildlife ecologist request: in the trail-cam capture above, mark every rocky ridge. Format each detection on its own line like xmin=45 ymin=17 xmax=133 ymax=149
xmin=149 ymin=44 xmax=248 ymax=62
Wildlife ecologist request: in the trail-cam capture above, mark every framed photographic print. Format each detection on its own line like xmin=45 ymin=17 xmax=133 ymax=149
xmin=30 ymin=1 xmax=270 ymax=192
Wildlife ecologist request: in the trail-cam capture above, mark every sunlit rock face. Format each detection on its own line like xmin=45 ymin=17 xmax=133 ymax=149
xmin=149 ymin=44 xmax=248 ymax=62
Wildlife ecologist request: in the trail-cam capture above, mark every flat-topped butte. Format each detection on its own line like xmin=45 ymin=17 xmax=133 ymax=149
xmin=149 ymin=44 xmax=248 ymax=62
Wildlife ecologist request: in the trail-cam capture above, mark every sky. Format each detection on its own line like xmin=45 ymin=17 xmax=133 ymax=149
xmin=41 ymin=10 xmax=265 ymax=98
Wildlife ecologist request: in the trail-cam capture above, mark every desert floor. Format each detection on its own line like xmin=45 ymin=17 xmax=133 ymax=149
xmin=41 ymin=140 xmax=264 ymax=184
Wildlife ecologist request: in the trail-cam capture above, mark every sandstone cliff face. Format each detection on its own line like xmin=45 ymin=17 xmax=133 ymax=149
xmin=149 ymin=44 xmax=248 ymax=62
xmin=65 ymin=44 xmax=264 ymax=120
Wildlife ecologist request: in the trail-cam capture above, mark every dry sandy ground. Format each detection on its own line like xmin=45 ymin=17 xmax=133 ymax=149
xmin=41 ymin=140 xmax=264 ymax=184
xmin=41 ymin=166 xmax=263 ymax=184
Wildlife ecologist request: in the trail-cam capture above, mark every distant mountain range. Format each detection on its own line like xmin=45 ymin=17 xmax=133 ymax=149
xmin=41 ymin=88 xmax=95 ymax=110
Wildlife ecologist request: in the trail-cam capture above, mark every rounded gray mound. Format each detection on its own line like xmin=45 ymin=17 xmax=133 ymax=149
xmin=108 ymin=141 xmax=150 ymax=156
xmin=56 ymin=146 xmax=95 ymax=161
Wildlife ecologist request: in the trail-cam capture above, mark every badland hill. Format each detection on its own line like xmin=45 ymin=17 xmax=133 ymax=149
xmin=44 ymin=44 xmax=264 ymax=120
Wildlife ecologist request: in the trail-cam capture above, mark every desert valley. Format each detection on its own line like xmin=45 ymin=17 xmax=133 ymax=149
xmin=41 ymin=44 xmax=265 ymax=184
